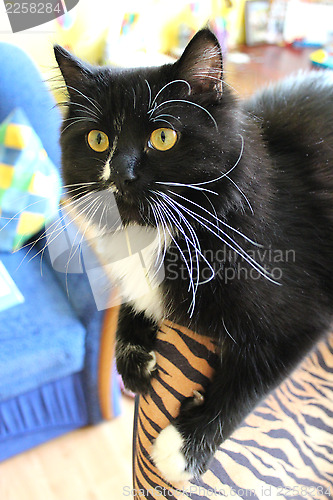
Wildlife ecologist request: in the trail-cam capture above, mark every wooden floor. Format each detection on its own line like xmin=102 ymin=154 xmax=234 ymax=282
xmin=225 ymin=45 xmax=313 ymax=97
xmin=0 ymin=396 xmax=135 ymax=500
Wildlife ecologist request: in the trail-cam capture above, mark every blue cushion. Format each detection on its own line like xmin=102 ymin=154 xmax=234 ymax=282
xmin=0 ymin=43 xmax=62 ymax=170
xmin=0 ymin=373 xmax=89 ymax=461
xmin=0 ymin=244 xmax=86 ymax=402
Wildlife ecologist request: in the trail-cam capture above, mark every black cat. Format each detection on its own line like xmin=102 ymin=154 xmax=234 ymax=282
xmin=55 ymin=29 xmax=333 ymax=482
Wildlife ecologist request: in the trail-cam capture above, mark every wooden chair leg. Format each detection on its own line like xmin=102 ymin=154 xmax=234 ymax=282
xmin=98 ymin=291 xmax=121 ymax=420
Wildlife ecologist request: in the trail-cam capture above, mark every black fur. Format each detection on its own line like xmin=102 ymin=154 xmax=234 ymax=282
xmin=55 ymin=29 xmax=333 ymax=478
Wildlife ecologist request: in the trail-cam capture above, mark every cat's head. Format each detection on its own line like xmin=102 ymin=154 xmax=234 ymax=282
xmin=55 ymin=28 xmax=239 ymax=229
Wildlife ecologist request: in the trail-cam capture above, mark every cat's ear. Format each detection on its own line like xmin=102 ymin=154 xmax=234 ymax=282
xmin=175 ymin=28 xmax=223 ymax=98
xmin=54 ymin=45 xmax=92 ymax=96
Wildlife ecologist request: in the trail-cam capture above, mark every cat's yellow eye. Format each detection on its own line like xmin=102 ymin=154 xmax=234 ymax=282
xmin=149 ymin=128 xmax=178 ymax=151
xmin=87 ymin=130 xmax=109 ymax=152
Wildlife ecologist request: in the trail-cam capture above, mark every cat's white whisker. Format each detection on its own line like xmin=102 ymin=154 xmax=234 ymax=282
xmin=149 ymin=98 xmax=218 ymax=132
xmin=62 ymin=181 xmax=98 ymax=189
xmin=155 ymin=180 xmax=218 ymax=196
xmin=61 ymin=192 xmax=106 ymax=293
xmin=132 ymin=88 xmax=137 ymax=110
xmin=152 ymin=117 xmax=175 ymax=129
xmin=159 ymin=190 xmax=268 ymax=275
xmin=224 ymin=174 xmax=254 ymax=215
xmin=169 ymin=189 xmax=261 ymax=247
xmin=62 ymin=185 xmax=98 ymax=198
xmin=157 ymin=201 xmax=197 ymax=311
xmin=0 ymin=197 xmax=47 ymax=230
xmin=66 ymin=85 xmax=102 ymax=114
xmin=146 ymin=200 xmax=169 ymax=279
xmin=222 ymin=317 xmax=237 ymax=345
xmin=98 ymin=204 xmax=107 ymax=233
xmin=162 ymin=192 xmax=279 ymax=284
xmin=150 ymin=201 xmax=169 ymax=278
xmin=62 ymin=114 xmax=99 ymax=125
xmin=156 ymin=193 xmax=215 ymax=288
xmin=149 ymin=79 xmax=191 ymax=112
xmin=24 ymin=189 xmax=98 ymax=269
xmin=14 ymin=193 xmax=90 ymax=263
xmin=192 ymin=72 xmax=240 ymax=96
xmin=151 ymin=189 xmax=216 ymax=314
xmin=26 ymin=192 xmax=95 ymax=267
xmin=64 ymin=195 xmax=103 ymax=294
xmin=68 ymin=101 xmax=100 ymax=121
xmin=201 ymin=191 xmax=220 ymax=232
xmin=37 ymin=193 xmax=95 ymax=274
xmin=160 ymin=200 xmax=206 ymax=315
xmin=61 ymin=118 xmax=95 ymax=135
xmin=145 ymin=79 xmax=152 ymax=110
xmin=154 ymin=201 xmax=197 ymax=314
xmin=151 ymin=113 xmax=183 ymax=126
xmin=163 ymin=201 xmax=194 ymax=295
xmin=146 ymin=199 xmax=162 ymax=266
xmin=63 ymin=190 xmax=96 ymax=207
xmin=189 ymin=133 xmax=244 ymax=186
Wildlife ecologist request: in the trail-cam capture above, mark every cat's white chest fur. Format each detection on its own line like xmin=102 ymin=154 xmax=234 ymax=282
xmin=95 ymin=225 xmax=168 ymax=322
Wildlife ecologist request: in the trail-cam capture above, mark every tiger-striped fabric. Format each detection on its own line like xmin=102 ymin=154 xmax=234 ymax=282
xmin=132 ymin=324 xmax=333 ymax=500
xmin=133 ymin=320 xmax=220 ymax=499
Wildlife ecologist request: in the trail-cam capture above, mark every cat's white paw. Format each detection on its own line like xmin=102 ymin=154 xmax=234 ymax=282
xmin=151 ymin=425 xmax=192 ymax=483
xmin=146 ymin=350 xmax=157 ymax=374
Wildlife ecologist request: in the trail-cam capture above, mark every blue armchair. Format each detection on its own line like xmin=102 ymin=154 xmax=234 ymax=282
xmin=0 ymin=43 xmax=121 ymax=461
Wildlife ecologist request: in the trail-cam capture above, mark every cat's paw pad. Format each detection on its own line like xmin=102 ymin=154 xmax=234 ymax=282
xmin=151 ymin=425 xmax=192 ymax=483
xmin=116 ymin=343 xmax=157 ymax=395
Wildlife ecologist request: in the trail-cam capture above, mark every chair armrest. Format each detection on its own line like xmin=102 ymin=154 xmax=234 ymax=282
xmin=98 ymin=296 xmax=121 ymax=420
xmin=132 ymin=326 xmax=333 ymax=498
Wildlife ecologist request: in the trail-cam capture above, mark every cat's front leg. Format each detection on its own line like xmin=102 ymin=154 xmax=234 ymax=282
xmin=115 ymin=304 xmax=158 ymax=395
xmin=151 ymin=373 xmax=225 ymax=483
xmin=151 ymin=336 xmax=302 ymax=483
xmin=151 ymin=391 xmax=218 ymax=482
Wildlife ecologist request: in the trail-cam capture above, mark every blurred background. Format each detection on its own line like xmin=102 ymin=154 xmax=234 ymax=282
xmin=0 ymin=0 xmax=332 ymax=97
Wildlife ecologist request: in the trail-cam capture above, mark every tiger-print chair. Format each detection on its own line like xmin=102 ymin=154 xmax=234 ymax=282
xmin=132 ymin=321 xmax=333 ymax=500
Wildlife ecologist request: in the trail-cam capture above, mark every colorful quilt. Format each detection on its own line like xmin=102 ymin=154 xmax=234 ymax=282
xmin=0 ymin=108 xmax=60 ymax=252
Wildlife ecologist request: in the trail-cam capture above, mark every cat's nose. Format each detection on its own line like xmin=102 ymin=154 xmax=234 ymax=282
xmin=110 ymin=153 xmax=138 ymax=194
